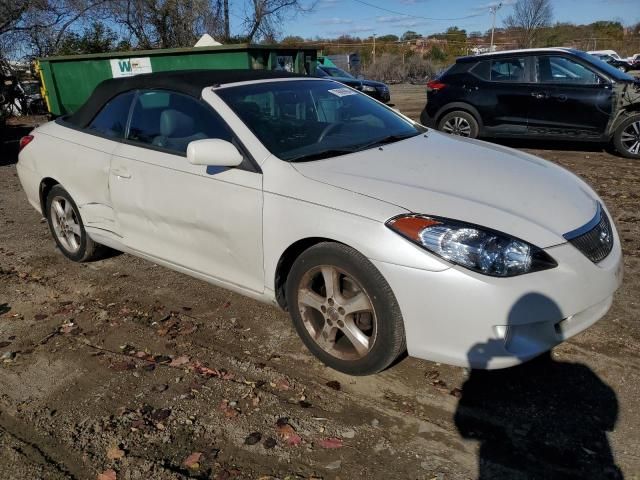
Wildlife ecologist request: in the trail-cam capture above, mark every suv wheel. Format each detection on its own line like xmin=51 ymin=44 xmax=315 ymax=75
xmin=613 ymin=115 xmax=640 ymax=159
xmin=286 ymin=242 xmax=406 ymax=375
xmin=438 ymin=110 xmax=479 ymax=139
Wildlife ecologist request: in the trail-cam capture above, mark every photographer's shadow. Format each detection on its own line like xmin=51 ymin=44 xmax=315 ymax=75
xmin=454 ymin=293 xmax=623 ymax=479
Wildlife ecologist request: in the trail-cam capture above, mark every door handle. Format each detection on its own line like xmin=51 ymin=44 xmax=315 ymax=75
xmin=112 ymin=168 xmax=131 ymax=179
xmin=531 ymin=92 xmax=548 ymax=99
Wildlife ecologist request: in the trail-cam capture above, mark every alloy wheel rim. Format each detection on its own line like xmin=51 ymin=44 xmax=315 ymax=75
xmin=443 ymin=116 xmax=472 ymax=137
xmin=50 ymin=196 xmax=81 ymax=253
xmin=620 ymin=121 xmax=640 ymax=155
xmin=297 ymin=265 xmax=377 ymax=361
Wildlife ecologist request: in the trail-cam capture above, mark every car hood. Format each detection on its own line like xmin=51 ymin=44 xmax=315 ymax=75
xmin=292 ymin=132 xmax=599 ymax=248
xmin=361 ymin=79 xmax=387 ymax=89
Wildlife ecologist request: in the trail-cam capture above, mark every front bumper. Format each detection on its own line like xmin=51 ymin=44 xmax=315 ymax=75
xmin=372 ymin=237 xmax=623 ymax=369
xmin=363 ymin=89 xmax=391 ymax=103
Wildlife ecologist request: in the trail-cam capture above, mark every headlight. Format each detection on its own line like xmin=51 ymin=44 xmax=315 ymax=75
xmin=386 ymin=215 xmax=557 ymax=277
xmin=362 ymin=85 xmax=377 ymax=92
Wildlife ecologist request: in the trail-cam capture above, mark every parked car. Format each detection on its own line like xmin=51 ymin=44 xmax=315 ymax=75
xmin=625 ymin=53 xmax=640 ymax=67
xmin=17 ymin=70 xmax=622 ymax=374
xmin=316 ymin=64 xmax=391 ymax=103
xmin=420 ymin=48 xmax=640 ymax=159
xmin=587 ymin=49 xmax=623 ymax=61
xmin=590 ymin=53 xmax=632 ymax=72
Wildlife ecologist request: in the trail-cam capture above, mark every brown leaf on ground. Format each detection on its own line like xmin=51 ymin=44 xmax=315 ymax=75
xmin=274 ymin=378 xmax=290 ymax=391
xmin=183 ymin=451 xmax=202 ymax=470
xmin=34 ymin=313 xmax=48 ymax=320
xmin=276 ymin=420 xmax=302 ymax=446
xmin=109 ymin=360 xmax=136 ymax=372
xmin=219 ymin=400 xmax=239 ymax=418
xmin=97 ymin=469 xmax=117 ymax=480
xmin=190 ymin=361 xmax=235 ymax=380
xmin=169 ymin=355 xmax=190 ymax=367
xmin=106 ymin=446 xmax=125 ymax=460
xmin=318 ymin=437 xmax=343 ymax=449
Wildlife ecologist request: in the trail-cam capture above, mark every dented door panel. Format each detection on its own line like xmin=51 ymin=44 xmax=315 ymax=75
xmin=109 ymin=143 xmax=264 ymax=293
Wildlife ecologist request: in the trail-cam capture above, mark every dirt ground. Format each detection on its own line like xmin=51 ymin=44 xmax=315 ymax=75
xmin=1 ymin=87 xmax=639 ymax=480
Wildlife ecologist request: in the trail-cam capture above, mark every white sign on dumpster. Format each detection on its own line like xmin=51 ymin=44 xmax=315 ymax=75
xmin=110 ymin=57 xmax=152 ymax=78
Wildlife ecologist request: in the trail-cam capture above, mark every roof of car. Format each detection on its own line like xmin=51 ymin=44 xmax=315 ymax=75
xmin=457 ymin=47 xmax=578 ymax=63
xmin=67 ymin=69 xmax=306 ymax=127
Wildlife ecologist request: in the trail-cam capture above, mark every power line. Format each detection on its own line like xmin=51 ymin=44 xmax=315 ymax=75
xmin=350 ymin=0 xmax=485 ymax=22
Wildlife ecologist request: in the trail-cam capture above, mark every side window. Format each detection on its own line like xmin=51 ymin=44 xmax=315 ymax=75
xmin=470 ymin=60 xmax=490 ymax=80
xmin=127 ymin=90 xmax=233 ymax=155
xmin=537 ymin=56 xmax=600 ymax=84
xmin=87 ymin=91 xmax=134 ymax=138
xmin=490 ymin=57 xmax=527 ymax=82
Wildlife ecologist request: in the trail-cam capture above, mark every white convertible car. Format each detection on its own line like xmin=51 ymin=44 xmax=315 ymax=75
xmin=17 ymin=70 xmax=623 ymax=374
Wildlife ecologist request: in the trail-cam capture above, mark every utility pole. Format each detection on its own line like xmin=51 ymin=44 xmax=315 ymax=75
xmin=489 ymin=2 xmax=502 ymax=52
xmin=372 ymin=34 xmax=376 ymax=63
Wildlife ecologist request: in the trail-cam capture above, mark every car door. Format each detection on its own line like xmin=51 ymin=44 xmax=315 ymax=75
xmin=527 ymin=55 xmax=613 ymax=139
xmin=467 ymin=56 xmax=534 ymax=135
xmin=61 ymin=91 xmax=135 ymax=234
xmin=109 ymin=89 xmax=264 ymax=293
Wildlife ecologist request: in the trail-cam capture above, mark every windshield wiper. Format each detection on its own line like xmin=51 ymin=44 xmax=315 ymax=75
xmin=353 ymin=133 xmax=419 ymax=152
xmin=288 ymin=149 xmax=357 ymax=162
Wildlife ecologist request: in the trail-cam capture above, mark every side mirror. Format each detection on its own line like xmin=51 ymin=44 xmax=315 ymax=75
xmin=187 ymin=139 xmax=243 ymax=167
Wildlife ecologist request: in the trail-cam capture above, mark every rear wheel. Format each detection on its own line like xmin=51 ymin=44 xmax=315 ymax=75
xmin=613 ymin=115 xmax=640 ymax=159
xmin=437 ymin=110 xmax=479 ymax=139
xmin=286 ymin=242 xmax=406 ymax=375
xmin=46 ymin=185 xmax=102 ymax=262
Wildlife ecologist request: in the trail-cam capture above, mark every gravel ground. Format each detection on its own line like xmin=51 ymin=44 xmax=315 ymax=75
xmin=0 ymin=88 xmax=639 ymax=480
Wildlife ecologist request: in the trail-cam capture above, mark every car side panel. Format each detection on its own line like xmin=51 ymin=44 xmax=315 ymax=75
xmin=109 ymin=142 xmax=265 ymax=293
xmin=17 ymin=121 xmax=120 ymax=232
xmin=261 ymin=156 xmax=452 ymax=297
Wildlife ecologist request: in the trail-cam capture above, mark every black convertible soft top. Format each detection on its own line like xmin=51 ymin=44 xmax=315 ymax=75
xmin=67 ymin=69 xmax=306 ymax=127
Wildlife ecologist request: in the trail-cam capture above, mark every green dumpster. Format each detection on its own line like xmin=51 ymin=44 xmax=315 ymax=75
xmin=37 ymin=44 xmax=318 ymax=116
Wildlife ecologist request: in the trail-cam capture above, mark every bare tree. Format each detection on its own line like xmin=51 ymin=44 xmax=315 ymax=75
xmin=243 ymin=0 xmax=313 ymax=43
xmin=110 ymin=0 xmax=225 ymax=49
xmin=1 ymin=0 xmax=113 ymax=59
xmin=504 ymin=0 xmax=553 ymax=48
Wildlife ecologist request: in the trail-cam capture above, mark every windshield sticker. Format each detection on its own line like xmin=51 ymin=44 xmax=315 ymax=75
xmin=328 ymin=87 xmax=357 ymax=97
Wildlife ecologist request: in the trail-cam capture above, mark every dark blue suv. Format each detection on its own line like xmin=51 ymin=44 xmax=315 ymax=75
xmin=420 ymin=48 xmax=640 ymax=159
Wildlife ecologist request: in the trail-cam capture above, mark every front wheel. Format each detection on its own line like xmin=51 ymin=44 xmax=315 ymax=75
xmin=46 ymin=185 xmax=102 ymax=262
xmin=286 ymin=242 xmax=406 ymax=375
xmin=437 ymin=110 xmax=479 ymax=139
xmin=613 ymin=115 xmax=640 ymax=159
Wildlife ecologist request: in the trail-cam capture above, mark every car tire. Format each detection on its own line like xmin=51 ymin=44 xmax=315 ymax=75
xmin=613 ymin=114 xmax=640 ymax=159
xmin=45 ymin=185 xmax=102 ymax=262
xmin=437 ymin=110 xmax=479 ymax=139
xmin=286 ymin=242 xmax=406 ymax=375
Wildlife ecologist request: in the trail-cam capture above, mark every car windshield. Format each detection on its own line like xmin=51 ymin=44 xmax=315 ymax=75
xmin=217 ymin=79 xmax=423 ymax=162
xmin=578 ymin=50 xmax=634 ymax=81
xmin=319 ymin=66 xmax=354 ymax=79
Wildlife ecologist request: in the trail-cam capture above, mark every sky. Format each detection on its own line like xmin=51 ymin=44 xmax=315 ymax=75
xmin=256 ymin=0 xmax=640 ymax=39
